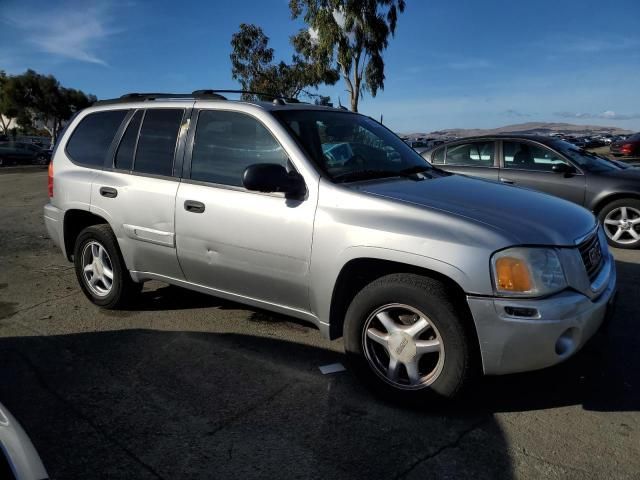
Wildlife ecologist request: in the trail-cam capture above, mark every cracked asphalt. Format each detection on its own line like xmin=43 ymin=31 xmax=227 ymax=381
xmin=0 ymin=168 xmax=639 ymax=479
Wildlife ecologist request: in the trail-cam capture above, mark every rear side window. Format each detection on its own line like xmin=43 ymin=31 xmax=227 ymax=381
xmin=133 ymin=109 xmax=184 ymax=176
xmin=66 ymin=110 xmax=128 ymax=167
xmin=115 ymin=110 xmax=143 ymax=170
xmin=190 ymin=110 xmax=288 ymax=187
xmin=445 ymin=141 xmax=495 ymax=166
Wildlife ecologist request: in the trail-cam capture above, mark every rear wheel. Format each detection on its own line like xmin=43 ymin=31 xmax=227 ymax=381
xmin=74 ymin=224 xmax=142 ymax=308
xmin=598 ymin=199 xmax=640 ymax=249
xmin=344 ymin=274 xmax=477 ymax=402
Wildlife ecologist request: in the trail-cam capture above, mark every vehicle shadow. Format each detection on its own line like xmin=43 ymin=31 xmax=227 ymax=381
xmin=0 ymin=329 xmax=514 ymax=480
xmin=1 ymin=259 xmax=637 ymax=478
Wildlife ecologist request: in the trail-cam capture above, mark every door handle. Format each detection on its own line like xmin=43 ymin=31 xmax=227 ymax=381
xmin=184 ymin=200 xmax=205 ymax=213
xmin=100 ymin=186 xmax=118 ymax=198
xmin=499 ymin=178 xmax=514 ymax=184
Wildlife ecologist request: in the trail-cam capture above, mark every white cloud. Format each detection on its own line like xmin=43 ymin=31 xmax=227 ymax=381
xmin=555 ymin=111 xmax=640 ymax=121
xmin=2 ymin=2 xmax=117 ymax=66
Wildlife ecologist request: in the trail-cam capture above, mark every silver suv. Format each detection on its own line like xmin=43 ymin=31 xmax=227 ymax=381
xmin=43 ymin=91 xmax=617 ymax=401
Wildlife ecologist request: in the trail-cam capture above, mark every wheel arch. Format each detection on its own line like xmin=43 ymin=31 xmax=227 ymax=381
xmin=327 ymin=257 xmax=479 ymax=348
xmin=63 ymin=209 xmax=110 ymax=261
xmin=591 ymin=192 xmax=640 ymax=215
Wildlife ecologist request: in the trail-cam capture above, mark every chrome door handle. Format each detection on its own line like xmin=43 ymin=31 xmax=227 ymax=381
xmin=499 ymin=178 xmax=514 ymax=184
xmin=184 ymin=200 xmax=205 ymax=213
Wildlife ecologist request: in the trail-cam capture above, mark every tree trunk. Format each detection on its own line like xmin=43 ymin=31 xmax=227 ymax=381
xmin=351 ymin=75 xmax=361 ymax=112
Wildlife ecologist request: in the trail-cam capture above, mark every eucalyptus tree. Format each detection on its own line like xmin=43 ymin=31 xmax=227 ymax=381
xmin=290 ymin=0 xmax=406 ymax=112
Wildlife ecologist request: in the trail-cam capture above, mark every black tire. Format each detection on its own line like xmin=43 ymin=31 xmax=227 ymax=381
xmin=597 ymin=198 xmax=640 ymax=249
xmin=344 ymin=273 xmax=478 ymax=403
xmin=73 ymin=224 xmax=142 ymax=308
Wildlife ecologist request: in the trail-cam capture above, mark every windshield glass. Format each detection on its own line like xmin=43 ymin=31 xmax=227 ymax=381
xmin=274 ymin=109 xmax=433 ymax=183
xmin=552 ymin=140 xmax=620 ymax=172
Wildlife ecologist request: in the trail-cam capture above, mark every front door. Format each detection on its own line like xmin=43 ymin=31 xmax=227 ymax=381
xmin=499 ymin=140 xmax=586 ymax=205
xmin=175 ymin=109 xmax=316 ymax=311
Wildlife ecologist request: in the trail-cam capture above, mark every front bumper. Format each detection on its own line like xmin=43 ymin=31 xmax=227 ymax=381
xmin=467 ymin=254 xmax=617 ymax=375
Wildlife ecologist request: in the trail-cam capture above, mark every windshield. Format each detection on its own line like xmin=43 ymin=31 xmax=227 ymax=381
xmin=552 ymin=140 xmax=620 ymax=173
xmin=274 ymin=110 xmax=433 ymax=183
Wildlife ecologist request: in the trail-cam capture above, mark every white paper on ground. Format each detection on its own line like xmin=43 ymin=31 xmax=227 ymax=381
xmin=319 ymin=363 xmax=346 ymax=374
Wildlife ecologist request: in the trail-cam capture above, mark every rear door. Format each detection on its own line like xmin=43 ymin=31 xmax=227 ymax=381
xmin=90 ymin=106 xmax=189 ymax=279
xmin=429 ymin=140 xmax=499 ymax=181
xmin=499 ymin=140 xmax=586 ymax=205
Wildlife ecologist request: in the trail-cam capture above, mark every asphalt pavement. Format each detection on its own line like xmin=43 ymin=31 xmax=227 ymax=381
xmin=0 ymin=168 xmax=638 ymax=479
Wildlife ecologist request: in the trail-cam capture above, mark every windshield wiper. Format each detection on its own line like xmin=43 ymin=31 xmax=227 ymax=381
xmin=397 ymin=165 xmax=434 ymax=178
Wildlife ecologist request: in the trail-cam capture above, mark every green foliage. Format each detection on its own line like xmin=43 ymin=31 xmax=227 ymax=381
xmin=289 ymin=0 xmax=406 ymax=112
xmin=0 ymin=69 xmax=95 ymax=140
xmin=230 ymin=23 xmax=338 ymax=101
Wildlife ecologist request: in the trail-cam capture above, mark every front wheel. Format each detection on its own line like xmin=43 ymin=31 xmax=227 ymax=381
xmin=344 ymin=274 xmax=477 ymax=402
xmin=74 ymin=224 xmax=142 ymax=308
xmin=598 ymin=199 xmax=640 ymax=249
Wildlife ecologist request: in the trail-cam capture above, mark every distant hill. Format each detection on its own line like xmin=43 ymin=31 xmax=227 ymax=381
xmin=404 ymin=122 xmax=633 ymax=139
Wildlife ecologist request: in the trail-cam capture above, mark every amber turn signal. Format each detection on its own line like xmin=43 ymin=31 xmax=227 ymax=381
xmin=495 ymin=256 xmax=532 ymax=292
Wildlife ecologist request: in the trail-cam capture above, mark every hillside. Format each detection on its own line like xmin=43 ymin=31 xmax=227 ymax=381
xmin=404 ymin=122 xmax=633 ymax=139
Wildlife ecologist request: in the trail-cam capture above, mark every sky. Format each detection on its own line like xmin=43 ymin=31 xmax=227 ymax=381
xmin=1 ymin=0 xmax=639 ymax=133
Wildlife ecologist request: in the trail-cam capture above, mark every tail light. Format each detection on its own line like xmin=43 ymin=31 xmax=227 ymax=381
xmin=48 ymin=162 xmax=54 ymax=198
xmin=621 ymin=144 xmax=633 ymax=154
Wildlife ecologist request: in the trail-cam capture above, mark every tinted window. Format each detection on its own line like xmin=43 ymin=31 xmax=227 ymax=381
xmin=503 ymin=141 xmax=568 ymax=171
xmin=134 ymin=109 xmax=183 ymax=176
xmin=115 ymin=110 xmax=143 ymax=170
xmin=445 ymin=142 xmax=494 ymax=166
xmin=191 ymin=110 xmax=288 ymax=186
xmin=431 ymin=147 xmax=445 ymax=164
xmin=67 ymin=110 xmax=128 ymax=166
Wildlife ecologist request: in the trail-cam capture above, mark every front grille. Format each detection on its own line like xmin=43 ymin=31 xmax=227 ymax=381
xmin=578 ymin=232 xmax=604 ymax=281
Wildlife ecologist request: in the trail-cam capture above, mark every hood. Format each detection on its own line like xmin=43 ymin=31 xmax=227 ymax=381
xmin=355 ymin=174 xmax=596 ymax=246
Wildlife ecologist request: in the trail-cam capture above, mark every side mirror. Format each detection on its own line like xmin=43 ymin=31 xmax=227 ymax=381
xmin=242 ymin=163 xmax=306 ymax=198
xmin=552 ymin=163 xmax=574 ymax=174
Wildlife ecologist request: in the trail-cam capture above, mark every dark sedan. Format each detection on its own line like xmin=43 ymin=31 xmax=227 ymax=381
xmin=422 ymin=135 xmax=640 ymax=249
xmin=0 ymin=141 xmax=51 ymax=166
xmin=610 ymin=132 xmax=640 ymax=158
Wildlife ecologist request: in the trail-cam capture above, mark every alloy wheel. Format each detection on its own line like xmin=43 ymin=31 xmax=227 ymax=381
xmin=603 ymin=206 xmax=640 ymax=244
xmin=81 ymin=241 xmax=114 ymax=297
xmin=362 ymin=303 xmax=445 ymax=390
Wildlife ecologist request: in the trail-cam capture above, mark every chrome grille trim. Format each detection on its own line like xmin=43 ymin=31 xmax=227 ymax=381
xmin=578 ymin=232 xmax=604 ymax=281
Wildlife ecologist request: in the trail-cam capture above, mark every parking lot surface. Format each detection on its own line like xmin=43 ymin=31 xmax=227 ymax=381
xmin=1 ymin=168 xmax=638 ymax=479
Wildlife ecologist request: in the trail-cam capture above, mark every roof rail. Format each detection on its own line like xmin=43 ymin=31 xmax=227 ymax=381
xmin=94 ymin=89 xmax=308 ymax=106
xmin=95 ymin=91 xmax=227 ymax=105
xmin=194 ymin=90 xmax=306 ymax=104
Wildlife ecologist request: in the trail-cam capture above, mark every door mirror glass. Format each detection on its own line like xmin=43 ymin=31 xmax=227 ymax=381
xmin=242 ymin=163 xmax=306 ymax=198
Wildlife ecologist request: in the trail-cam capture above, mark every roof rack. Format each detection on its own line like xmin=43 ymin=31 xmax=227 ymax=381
xmin=95 ymin=90 xmax=308 ymax=106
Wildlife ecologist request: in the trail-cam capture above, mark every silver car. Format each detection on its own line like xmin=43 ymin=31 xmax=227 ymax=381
xmin=43 ymin=92 xmax=617 ymax=401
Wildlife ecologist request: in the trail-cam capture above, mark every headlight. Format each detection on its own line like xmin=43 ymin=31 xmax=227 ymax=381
xmin=491 ymin=247 xmax=567 ymax=297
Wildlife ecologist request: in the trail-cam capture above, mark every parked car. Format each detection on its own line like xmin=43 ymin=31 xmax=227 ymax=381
xmin=44 ymin=92 xmax=616 ymax=402
xmin=0 ymin=142 xmax=51 ymax=166
xmin=0 ymin=401 xmax=49 ymax=480
xmin=422 ymin=135 xmax=640 ymax=249
xmin=610 ymin=133 xmax=640 ymax=158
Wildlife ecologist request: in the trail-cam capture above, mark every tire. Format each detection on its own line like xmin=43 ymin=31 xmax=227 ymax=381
xmin=597 ymin=199 xmax=640 ymax=249
xmin=35 ymin=154 xmax=48 ymax=165
xmin=73 ymin=224 xmax=142 ymax=308
xmin=343 ymin=273 xmax=477 ymax=403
